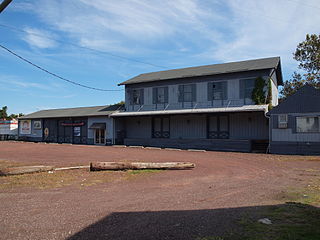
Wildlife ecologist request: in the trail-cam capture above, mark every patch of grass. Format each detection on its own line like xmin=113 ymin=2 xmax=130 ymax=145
xmin=196 ymin=237 xmax=225 ymax=240
xmin=0 ymin=170 xmax=78 ymax=190
xmin=238 ymin=203 xmax=320 ymax=240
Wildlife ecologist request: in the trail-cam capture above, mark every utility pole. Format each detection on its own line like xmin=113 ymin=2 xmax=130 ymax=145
xmin=0 ymin=0 xmax=12 ymax=13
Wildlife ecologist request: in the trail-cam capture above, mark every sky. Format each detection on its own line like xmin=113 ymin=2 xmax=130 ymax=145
xmin=0 ymin=0 xmax=319 ymax=114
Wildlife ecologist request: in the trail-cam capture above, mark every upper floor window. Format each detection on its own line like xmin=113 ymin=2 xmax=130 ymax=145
xmin=240 ymin=78 xmax=255 ymax=99
xmin=130 ymin=89 xmax=144 ymax=105
xmin=207 ymin=81 xmax=227 ymax=101
xmin=178 ymin=84 xmax=196 ymax=102
xmin=296 ymin=116 xmax=320 ymax=133
xmin=153 ymin=87 xmax=168 ymax=104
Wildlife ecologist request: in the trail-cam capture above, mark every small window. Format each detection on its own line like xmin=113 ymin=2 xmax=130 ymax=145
xmin=131 ymin=89 xmax=143 ymax=105
xmin=208 ymin=82 xmax=227 ymax=100
xmin=296 ymin=116 xmax=320 ymax=133
xmin=153 ymin=87 xmax=168 ymax=104
xmin=179 ymin=84 xmax=195 ymax=102
xmin=278 ymin=114 xmax=288 ymax=128
xmin=240 ymin=78 xmax=255 ymax=99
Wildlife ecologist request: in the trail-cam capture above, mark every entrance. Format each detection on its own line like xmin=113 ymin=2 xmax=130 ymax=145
xmin=94 ymin=129 xmax=105 ymax=145
xmin=208 ymin=115 xmax=229 ymax=139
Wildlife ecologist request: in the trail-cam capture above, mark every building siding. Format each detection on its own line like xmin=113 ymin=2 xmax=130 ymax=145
xmin=170 ymin=115 xmax=207 ymax=139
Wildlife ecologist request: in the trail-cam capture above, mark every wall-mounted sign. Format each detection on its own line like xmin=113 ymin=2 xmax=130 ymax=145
xmin=33 ymin=120 xmax=42 ymax=130
xmin=74 ymin=127 xmax=81 ymax=137
xmin=44 ymin=128 xmax=49 ymax=138
xmin=61 ymin=122 xmax=85 ymax=127
xmin=20 ymin=120 xmax=31 ymax=134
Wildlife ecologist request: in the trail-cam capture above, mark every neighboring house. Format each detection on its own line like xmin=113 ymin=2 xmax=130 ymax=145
xmin=268 ymin=85 xmax=320 ymax=155
xmin=18 ymin=104 xmax=123 ymax=145
xmin=111 ymin=57 xmax=283 ymax=152
xmin=0 ymin=119 xmax=18 ymax=140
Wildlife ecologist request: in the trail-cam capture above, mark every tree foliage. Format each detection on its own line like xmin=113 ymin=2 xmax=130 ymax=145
xmin=0 ymin=106 xmax=24 ymax=120
xmin=280 ymin=34 xmax=320 ymax=99
xmin=252 ymin=77 xmax=266 ymax=105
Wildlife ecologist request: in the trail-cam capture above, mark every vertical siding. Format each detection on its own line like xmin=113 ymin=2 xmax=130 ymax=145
xmin=270 ymin=70 xmax=279 ymax=106
xmin=229 ymin=112 xmax=269 ymax=140
xmin=170 ymin=115 xmax=207 ymax=139
xmin=126 ymin=117 xmax=152 ymax=139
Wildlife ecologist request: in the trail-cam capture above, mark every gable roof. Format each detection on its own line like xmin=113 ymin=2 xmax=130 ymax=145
xmin=119 ymin=57 xmax=283 ymax=86
xmin=268 ymin=85 xmax=320 ymax=114
xmin=19 ymin=104 xmax=124 ymax=119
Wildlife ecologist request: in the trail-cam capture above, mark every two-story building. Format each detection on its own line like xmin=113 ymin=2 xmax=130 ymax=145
xmin=111 ymin=57 xmax=283 ymax=152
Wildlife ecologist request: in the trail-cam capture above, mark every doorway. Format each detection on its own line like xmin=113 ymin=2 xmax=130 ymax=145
xmin=208 ymin=115 xmax=229 ymax=139
xmin=94 ymin=129 xmax=105 ymax=145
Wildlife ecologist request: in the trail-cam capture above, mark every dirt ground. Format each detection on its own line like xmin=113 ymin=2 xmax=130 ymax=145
xmin=0 ymin=141 xmax=320 ymax=240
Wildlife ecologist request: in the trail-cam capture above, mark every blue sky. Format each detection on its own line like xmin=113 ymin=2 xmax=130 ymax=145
xmin=0 ymin=0 xmax=319 ymax=114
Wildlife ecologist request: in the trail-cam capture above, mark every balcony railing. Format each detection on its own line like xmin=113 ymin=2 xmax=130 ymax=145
xmin=126 ymin=99 xmax=255 ymax=112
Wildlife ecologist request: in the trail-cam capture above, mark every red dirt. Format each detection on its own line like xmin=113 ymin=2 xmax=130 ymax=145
xmin=0 ymin=141 xmax=319 ymax=240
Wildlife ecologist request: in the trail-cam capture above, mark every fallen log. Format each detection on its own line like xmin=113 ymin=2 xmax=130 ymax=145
xmin=0 ymin=165 xmax=54 ymax=176
xmin=90 ymin=162 xmax=195 ymax=171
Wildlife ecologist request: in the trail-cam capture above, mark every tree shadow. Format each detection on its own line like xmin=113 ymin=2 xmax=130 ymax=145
xmin=67 ymin=203 xmax=320 ymax=240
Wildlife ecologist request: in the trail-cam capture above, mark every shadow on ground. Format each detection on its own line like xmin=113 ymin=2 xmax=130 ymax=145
xmin=68 ymin=203 xmax=320 ymax=240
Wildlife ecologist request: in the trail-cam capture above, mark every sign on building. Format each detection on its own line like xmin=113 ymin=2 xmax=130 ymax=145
xmin=20 ymin=120 xmax=31 ymax=134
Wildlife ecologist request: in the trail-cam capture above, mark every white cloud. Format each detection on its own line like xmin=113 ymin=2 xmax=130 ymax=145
xmin=23 ymin=27 xmax=57 ymax=49
xmin=12 ymin=0 xmax=320 ymax=76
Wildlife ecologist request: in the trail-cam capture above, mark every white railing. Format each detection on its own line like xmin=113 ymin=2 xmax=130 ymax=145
xmin=127 ymin=99 xmax=255 ymax=112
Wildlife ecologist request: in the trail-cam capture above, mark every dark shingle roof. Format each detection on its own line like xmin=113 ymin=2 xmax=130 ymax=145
xmin=19 ymin=104 xmax=124 ymax=119
xmin=119 ymin=57 xmax=282 ymax=85
xmin=268 ymin=85 xmax=320 ymax=114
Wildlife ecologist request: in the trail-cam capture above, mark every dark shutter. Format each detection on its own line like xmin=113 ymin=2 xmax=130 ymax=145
xmin=288 ymin=115 xmax=296 ymax=133
xmin=164 ymin=87 xmax=168 ymax=103
xmin=128 ymin=89 xmax=133 ymax=105
xmin=208 ymin=82 xmax=213 ymax=101
xmin=192 ymin=84 xmax=196 ymax=102
xmin=222 ymin=81 xmax=228 ymax=100
xmin=178 ymin=85 xmax=184 ymax=102
xmin=140 ymin=89 xmax=144 ymax=105
xmin=152 ymin=88 xmax=157 ymax=104
xmin=239 ymin=79 xmax=245 ymax=99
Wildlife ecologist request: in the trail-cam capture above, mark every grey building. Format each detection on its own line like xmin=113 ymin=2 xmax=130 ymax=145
xmin=268 ymin=85 xmax=320 ymax=155
xmin=18 ymin=104 xmax=123 ymax=145
xmin=112 ymin=57 xmax=283 ymax=152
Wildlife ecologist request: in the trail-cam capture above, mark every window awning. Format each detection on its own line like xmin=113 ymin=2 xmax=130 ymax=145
xmin=89 ymin=123 xmax=106 ymax=129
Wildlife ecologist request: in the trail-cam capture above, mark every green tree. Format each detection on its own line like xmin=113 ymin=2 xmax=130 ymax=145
xmin=0 ymin=106 xmax=8 ymax=119
xmin=281 ymin=34 xmax=320 ymax=99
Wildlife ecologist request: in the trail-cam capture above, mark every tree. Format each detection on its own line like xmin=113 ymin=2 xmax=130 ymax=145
xmin=0 ymin=106 xmax=8 ymax=119
xmin=280 ymin=34 xmax=320 ymax=99
xmin=0 ymin=106 xmax=23 ymax=120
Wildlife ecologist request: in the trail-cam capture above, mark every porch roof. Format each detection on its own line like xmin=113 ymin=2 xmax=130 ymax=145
xmin=111 ymin=105 xmax=268 ymax=117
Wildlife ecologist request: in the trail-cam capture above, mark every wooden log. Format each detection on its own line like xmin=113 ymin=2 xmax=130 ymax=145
xmin=0 ymin=166 xmax=54 ymax=176
xmin=90 ymin=162 xmax=195 ymax=171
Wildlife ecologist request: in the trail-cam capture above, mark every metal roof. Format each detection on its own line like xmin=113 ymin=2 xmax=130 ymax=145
xmin=268 ymin=85 xmax=320 ymax=114
xmin=111 ymin=105 xmax=268 ymax=117
xmin=19 ymin=104 xmax=124 ymax=119
xmin=119 ymin=57 xmax=282 ymax=86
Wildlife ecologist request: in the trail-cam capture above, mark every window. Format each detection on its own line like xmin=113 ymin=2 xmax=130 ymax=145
xmin=240 ymin=78 xmax=255 ymax=99
xmin=153 ymin=87 xmax=168 ymax=104
xmin=278 ymin=114 xmax=288 ymax=128
xmin=208 ymin=82 xmax=227 ymax=100
xmin=296 ymin=116 xmax=320 ymax=133
xmin=179 ymin=84 xmax=196 ymax=102
xmin=130 ymin=89 xmax=144 ymax=105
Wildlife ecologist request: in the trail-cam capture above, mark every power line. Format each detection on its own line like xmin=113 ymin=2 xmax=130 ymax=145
xmin=0 ymin=23 xmax=169 ymax=69
xmin=0 ymin=44 xmax=123 ymax=92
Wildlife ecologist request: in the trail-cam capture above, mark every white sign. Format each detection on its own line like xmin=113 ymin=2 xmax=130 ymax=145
xmin=20 ymin=120 xmax=31 ymax=134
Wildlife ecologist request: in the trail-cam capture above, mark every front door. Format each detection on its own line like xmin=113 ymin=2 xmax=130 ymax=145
xmin=94 ymin=129 xmax=105 ymax=145
xmin=208 ymin=115 xmax=229 ymax=139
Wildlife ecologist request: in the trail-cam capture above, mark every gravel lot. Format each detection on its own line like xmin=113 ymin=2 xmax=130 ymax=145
xmin=0 ymin=142 xmax=319 ymax=240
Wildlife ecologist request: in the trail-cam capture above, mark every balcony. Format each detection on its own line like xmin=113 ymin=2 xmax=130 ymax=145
xmin=126 ymin=99 xmax=255 ymax=112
